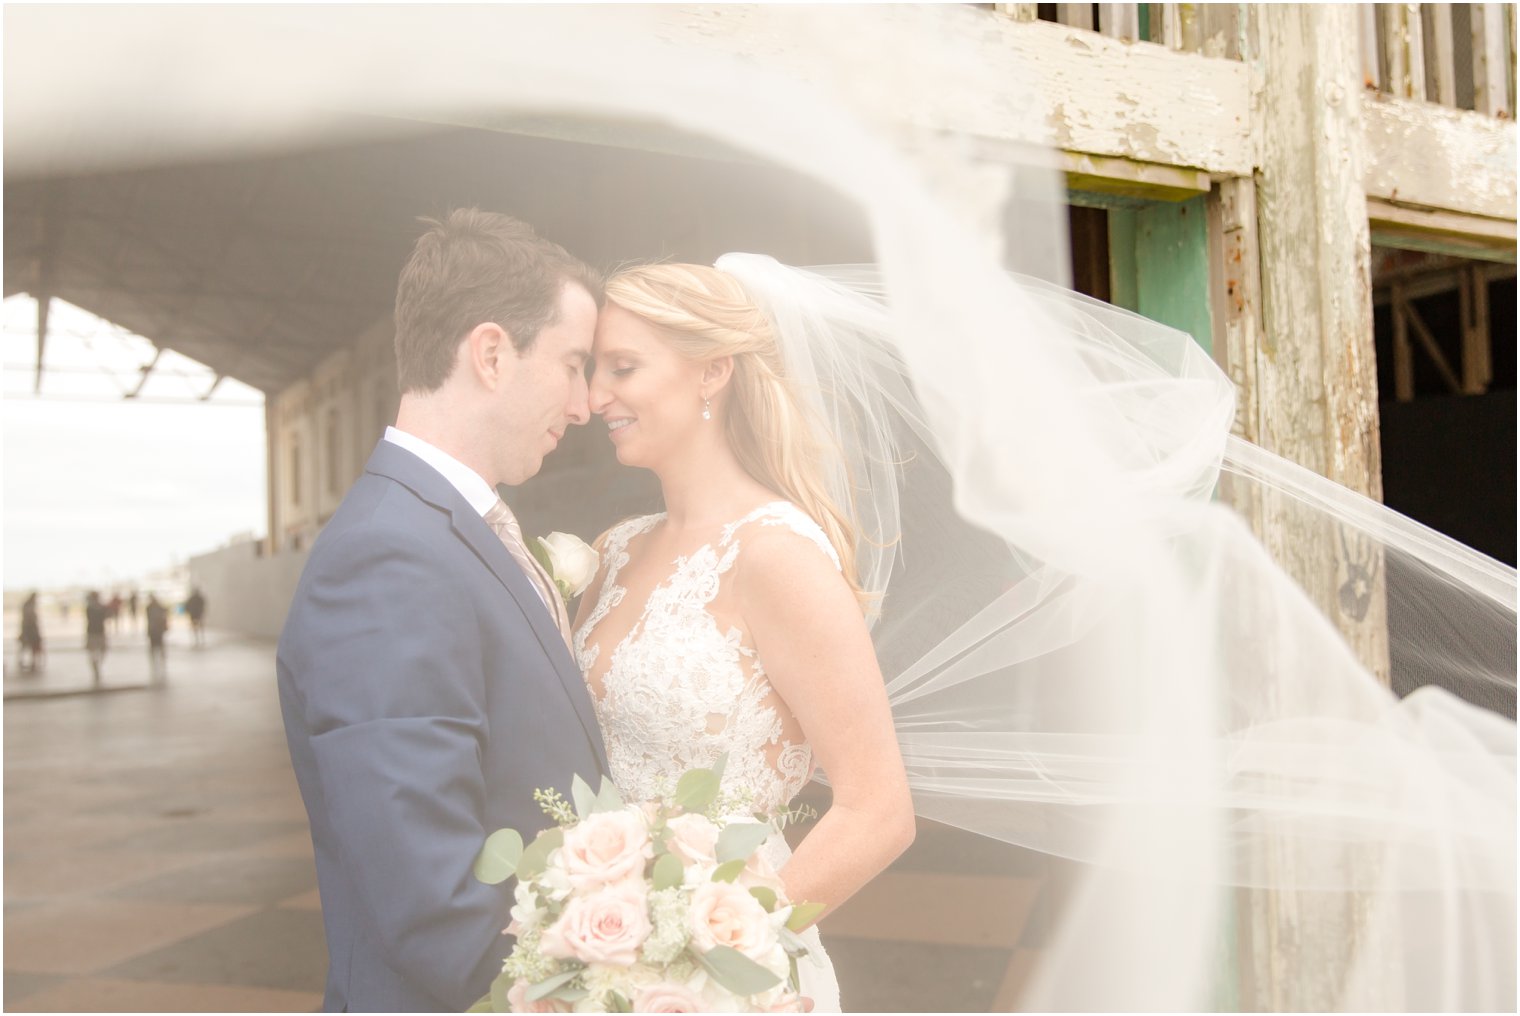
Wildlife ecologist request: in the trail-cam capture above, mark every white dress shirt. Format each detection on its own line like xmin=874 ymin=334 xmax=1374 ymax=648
xmin=383 ymin=426 xmax=499 ymax=517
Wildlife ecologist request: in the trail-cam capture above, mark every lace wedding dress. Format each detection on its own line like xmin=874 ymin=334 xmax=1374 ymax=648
xmin=573 ymin=500 xmax=844 ymax=1012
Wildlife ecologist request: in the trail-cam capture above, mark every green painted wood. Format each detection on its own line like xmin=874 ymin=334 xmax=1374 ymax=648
xmin=1107 ymin=208 xmax=1141 ymax=312
xmin=1133 ymin=195 xmax=1213 ymax=354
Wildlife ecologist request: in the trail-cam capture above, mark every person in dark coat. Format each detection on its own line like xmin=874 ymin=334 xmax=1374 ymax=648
xmin=18 ymin=592 xmax=43 ymax=674
xmin=85 ymin=591 xmax=107 ymax=686
xmin=145 ymin=594 xmax=169 ymax=682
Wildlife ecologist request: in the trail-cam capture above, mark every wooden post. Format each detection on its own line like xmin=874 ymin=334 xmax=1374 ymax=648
xmin=1056 ymin=3 xmax=1094 ymax=31
xmin=994 ymin=3 xmax=1039 ymax=22
xmin=1422 ymin=3 xmax=1459 ymax=106
xmin=1098 ymin=3 xmax=1140 ymax=41
xmin=1380 ymin=3 xmax=1427 ymax=101
xmin=1391 ymin=285 xmax=1416 ymax=402
xmin=1460 ymin=263 xmax=1494 ymax=393
xmin=1472 ymin=2 xmax=1512 ymax=117
xmin=1243 ymin=7 xmax=1397 ymax=1009
xmin=1253 ymin=2 xmax=1390 ymax=677
xmin=1359 ymin=4 xmax=1382 ymax=90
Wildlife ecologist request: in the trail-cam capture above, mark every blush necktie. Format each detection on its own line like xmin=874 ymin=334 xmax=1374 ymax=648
xmin=485 ymin=499 xmax=574 ymax=652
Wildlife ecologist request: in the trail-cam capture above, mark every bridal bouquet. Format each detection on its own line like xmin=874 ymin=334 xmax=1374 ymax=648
xmin=471 ymin=759 xmax=821 ymax=1013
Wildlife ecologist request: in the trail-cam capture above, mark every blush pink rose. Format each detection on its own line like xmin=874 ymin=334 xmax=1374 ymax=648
xmin=766 ymin=992 xmax=809 ymax=1013
xmin=539 ymin=881 xmax=652 ymax=966
xmin=559 ymin=809 xmax=652 ymax=891
xmin=505 ymin=978 xmax=570 ymax=1013
xmin=688 ymin=880 xmax=778 ymax=963
xmin=663 ymin=813 xmax=720 ymax=867
xmin=632 ymin=981 xmax=707 ymax=1012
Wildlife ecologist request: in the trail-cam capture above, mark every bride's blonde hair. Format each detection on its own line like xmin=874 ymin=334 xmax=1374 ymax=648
xmin=603 ymin=263 xmax=865 ymax=611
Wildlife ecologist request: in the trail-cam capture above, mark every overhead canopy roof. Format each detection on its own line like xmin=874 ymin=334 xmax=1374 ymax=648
xmin=5 ymin=123 xmax=868 ymax=395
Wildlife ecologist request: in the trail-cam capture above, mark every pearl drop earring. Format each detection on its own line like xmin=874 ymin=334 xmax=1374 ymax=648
xmin=702 ymin=398 xmax=712 ymax=421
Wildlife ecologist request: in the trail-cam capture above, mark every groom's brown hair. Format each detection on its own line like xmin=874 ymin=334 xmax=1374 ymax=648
xmin=393 ymin=208 xmax=601 ymax=394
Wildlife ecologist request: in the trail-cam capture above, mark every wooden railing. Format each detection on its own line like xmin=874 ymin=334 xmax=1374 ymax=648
xmin=1361 ymin=3 xmax=1515 ymax=117
xmin=992 ymin=3 xmax=1246 ymax=59
xmin=993 ymin=3 xmax=1517 ymax=118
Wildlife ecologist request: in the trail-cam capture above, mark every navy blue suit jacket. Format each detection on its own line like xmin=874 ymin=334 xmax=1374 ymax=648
xmin=277 ymin=440 xmax=609 ymax=1012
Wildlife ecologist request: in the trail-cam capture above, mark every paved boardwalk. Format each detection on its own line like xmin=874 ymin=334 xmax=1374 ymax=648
xmin=5 ymin=632 xmax=326 ymax=1012
xmin=4 ymin=629 xmax=1051 ymax=1012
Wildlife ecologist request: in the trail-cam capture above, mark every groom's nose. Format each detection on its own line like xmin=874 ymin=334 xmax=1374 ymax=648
xmin=566 ymin=373 xmax=590 ymax=426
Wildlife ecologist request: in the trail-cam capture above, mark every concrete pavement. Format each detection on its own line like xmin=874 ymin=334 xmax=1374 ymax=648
xmin=4 ymin=627 xmax=1051 ymax=1012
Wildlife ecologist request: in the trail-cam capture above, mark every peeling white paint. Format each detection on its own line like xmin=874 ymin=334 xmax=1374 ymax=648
xmin=1362 ymin=94 xmax=1518 ymax=218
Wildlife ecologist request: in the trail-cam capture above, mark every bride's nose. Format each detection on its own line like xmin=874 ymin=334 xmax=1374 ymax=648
xmin=588 ymin=371 xmax=614 ymax=415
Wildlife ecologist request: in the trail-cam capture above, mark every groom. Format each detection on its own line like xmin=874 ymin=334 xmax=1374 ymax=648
xmin=277 ymin=209 xmax=610 ymax=1012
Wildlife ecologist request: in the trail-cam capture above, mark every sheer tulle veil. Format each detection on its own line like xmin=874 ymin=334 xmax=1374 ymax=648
xmin=9 ymin=5 xmax=1514 ymax=1010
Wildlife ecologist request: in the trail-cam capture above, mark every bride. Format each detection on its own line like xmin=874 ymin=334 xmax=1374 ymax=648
xmin=571 ymin=262 xmax=918 ymax=1011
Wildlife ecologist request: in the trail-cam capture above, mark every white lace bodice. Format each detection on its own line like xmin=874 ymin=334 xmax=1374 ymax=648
xmin=573 ymin=501 xmax=842 ymax=817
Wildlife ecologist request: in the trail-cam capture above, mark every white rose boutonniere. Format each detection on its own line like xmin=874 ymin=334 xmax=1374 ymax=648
xmin=531 ymin=531 xmax=599 ymax=600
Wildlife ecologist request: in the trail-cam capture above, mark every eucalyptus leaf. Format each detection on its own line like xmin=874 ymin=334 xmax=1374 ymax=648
xmin=595 ymin=776 xmax=624 ymax=813
xmin=710 ymin=751 xmax=729 ymax=785
xmin=697 ymin=944 xmax=783 ymax=995
xmin=608 ymin=990 xmax=633 ymax=1012
xmin=652 ymin=852 xmax=685 ymax=891
xmin=711 ymin=858 xmax=746 ymax=883
xmin=749 ymin=885 xmax=778 ymax=912
xmin=571 ymin=773 xmax=596 ymax=819
xmin=472 ymin=828 xmax=524 ymax=885
xmin=515 ymin=826 xmax=565 ymax=882
xmin=489 ymin=969 xmax=515 ymax=1012
xmin=715 ymin=821 xmax=771 ymax=864
xmin=673 ymin=768 xmax=720 ymax=813
xmin=465 ymin=994 xmax=492 ymax=1013
xmin=785 ymin=900 xmax=827 ymax=932
xmin=527 ymin=967 xmax=582 ymax=1003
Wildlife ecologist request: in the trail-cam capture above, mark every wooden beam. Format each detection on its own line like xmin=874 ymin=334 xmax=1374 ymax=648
xmin=1395 ymin=290 xmax=1463 ymax=393
xmin=1367 ymin=197 xmax=1518 ymax=263
xmin=1362 ymin=95 xmax=1516 ymax=222
xmin=1061 ymin=151 xmax=1211 ymax=202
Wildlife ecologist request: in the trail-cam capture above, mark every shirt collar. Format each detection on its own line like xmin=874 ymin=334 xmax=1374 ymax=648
xmin=383 ymin=426 xmax=500 ymax=517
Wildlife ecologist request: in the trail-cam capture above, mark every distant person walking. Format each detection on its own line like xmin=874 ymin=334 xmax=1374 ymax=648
xmin=18 ymin=592 xmax=44 ymax=675
xmin=85 ymin=591 xmax=108 ymax=686
xmin=145 ymin=594 xmax=169 ymax=683
xmin=127 ymin=590 xmax=140 ymax=633
xmin=184 ymin=588 xmax=207 ymax=648
xmin=107 ymin=592 xmax=123 ymax=634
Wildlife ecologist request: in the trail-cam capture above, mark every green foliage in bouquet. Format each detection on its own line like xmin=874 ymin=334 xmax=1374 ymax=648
xmin=468 ymin=756 xmax=822 ymax=1012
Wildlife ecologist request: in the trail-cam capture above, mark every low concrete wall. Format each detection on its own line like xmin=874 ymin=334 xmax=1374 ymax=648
xmin=188 ymin=540 xmax=309 ymax=641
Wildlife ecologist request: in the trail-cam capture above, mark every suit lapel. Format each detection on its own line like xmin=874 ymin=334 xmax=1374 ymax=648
xmin=364 ymin=441 xmax=610 ymax=776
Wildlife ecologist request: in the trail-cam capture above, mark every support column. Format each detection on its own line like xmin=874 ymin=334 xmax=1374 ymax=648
xmin=1235 ymin=6 xmax=1397 ymax=1010
xmin=1252 ymin=1 xmax=1390 ymax=683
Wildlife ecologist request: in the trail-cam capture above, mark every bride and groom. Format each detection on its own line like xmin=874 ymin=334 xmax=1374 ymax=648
xmin=277 ymin=208 xmax=909 ymax=1012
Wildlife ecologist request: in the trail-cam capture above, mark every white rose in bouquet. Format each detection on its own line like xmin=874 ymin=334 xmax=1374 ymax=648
xmin=536 ymin=532 xmax=599 ymax=599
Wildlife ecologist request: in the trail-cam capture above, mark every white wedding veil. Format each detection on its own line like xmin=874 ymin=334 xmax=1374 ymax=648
xmin=9 ymin=5 xmax=1514 ymax=1010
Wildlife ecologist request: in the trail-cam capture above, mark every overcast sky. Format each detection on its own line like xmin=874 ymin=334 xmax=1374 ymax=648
xmin=3 ymin=296 xmax=267 ymax=592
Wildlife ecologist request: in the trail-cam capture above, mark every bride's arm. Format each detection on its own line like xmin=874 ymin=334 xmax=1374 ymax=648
xmin=737 ymin=529 xmax=916 ymax=918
